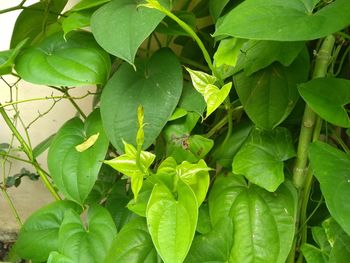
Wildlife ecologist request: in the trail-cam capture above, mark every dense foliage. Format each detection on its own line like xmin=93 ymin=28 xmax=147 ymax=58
xmin=1 ymin=0 xmax=350 ymax=262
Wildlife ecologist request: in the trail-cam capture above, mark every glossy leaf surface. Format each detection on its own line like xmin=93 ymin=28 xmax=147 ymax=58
xmin=147 ymin=181 xmax=198 ymax=263
xmin=233 ymin=127 xmax=295 ymax=192
xmin=100 ymin=49 xmax=182 ymax=153
xmin=91 ymin=0 xmax=170 ymax=65
xmin=57 ymin=205 xmax=117 ymax=263
xmin=234 ymin=48 xmax=309 ymax=129
xmin=15 ymin=32 xmax=111 ymax=86
xmin=48 ymin=109 xmax=109 ymax=204
xmin=209 ymin=174 xmax=297 ymax=263
xmin=309 ymin=142 xmax=350 ymax=235
xmin=214 ymin=0 xmax=350 ymax=41
xmin=104 ymin=218 xmax=157 ymax=263
xmin=62 ymin=10 xmax=92 ymax=36
xmin=13 ymin=201 xmax=81 ymax=262
xmin=298 ymin=77 xmax=350 ymax=127
xmin=235 ymin=40 xmax=305 ymax=76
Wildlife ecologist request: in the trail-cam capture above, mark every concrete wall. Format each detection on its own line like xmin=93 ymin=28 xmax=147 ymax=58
xmin=0 ymin=0 xmax=95 ymax=238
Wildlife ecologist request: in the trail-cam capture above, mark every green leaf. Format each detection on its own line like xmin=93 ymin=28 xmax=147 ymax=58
xmin=176 ymin=159 xmax=211 ymax=206
xmin=0 ymin=39 xmax=28 ymax=75
xmin=233 ymin=127 xmax=295 ymax=192
xmin=10 ymin=0 xmax=68 ymax=48
xmin=298 ymin=77 xmax=350 ymax=128
xmin=15 ymin=31 xmax=111 ymax=87
xmin=104 ymin=218 xmax=158 ymax=263
xmin=185 ymin=217 xmax=233 ymax=263
xmin=196 ymin=203 xmax=212 ymax=234
xmin=127 ymin=180 xmax=154 ymax=217
xmin=91 ymin=0 xmax=170 ymax=65
xmin=147 ymin=180 xmax=198 ymax=263
xmin=104 ymin=142 xmax=155 ymax=200
xmin=48 ymin=251 xmax=75 ymax=263
xmin=33 ymin=133 xmax=56 ymax=158
xmin=301 ymin=244 xmax=328 ymax=263
xmin=156 ymin=11 xmax=196 ymax=36
xmin=209 ymin=174 xmax=297 ymax=263
xmin=234 ymin=47 xmax=309 ymax=129
xmin=211 ymin=121 xmax=253 ymax=168
xmin=205 ymin=82 xmax=232 ymax=118
xmin=309 ymin=142 xmax=350 ymax=236
xmin=214 ymin=0 xmax=350 ymax=41
xmin=13 ymin=200 xmax=81 ymax=262
xmin=169 ymin=108 xmax=188 ymax=121
xmin=48 ymin=109 xmax=109 ymax=205
xmin=209 ymin=0 xmax=230 ymax=21
xmin=323 ymin=218 xmax=350 ymax=263
xmin=62 ymin=10 xmax=93 ymax=37
xmin=213 ymin=38 xmax=247 ymax=79
xmin=100 ymin=48 xmax=183 ymax=153
xmin=178 ymin=82 xmax=206 ymax=115
xmin=71 ymin=0 xmax=110 ymax=11
xmin=235 ymin=40 xmax=305 ymax=76
xmin=57 ymin=205 xmax=117 ymax=263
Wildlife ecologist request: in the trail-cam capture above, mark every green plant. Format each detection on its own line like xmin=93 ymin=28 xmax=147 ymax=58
xmin=1 ymin=0 xmax=350 ymax=262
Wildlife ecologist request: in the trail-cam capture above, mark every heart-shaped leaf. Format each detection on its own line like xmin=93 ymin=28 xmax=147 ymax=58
xmin=214 ymin=0 xmax=350 ymax=41
xmin=185 ymin=217 xmax=233 ymax=262
xmin=13 ymin=201 xmax=82 ymax=262
xmin=233 ymin=127 xmax=295 ymax=192
xmin=56 ymin=205 xmax=117 ymax=263
xmin=15 ymin=31 xmax=111 ymax=86
xmin=234 ymin=47 xmax=309 ymax=129
xmin=104 ymin=217 xmax=158 ymax=263
xmin=48 ymin=109 xmax=109 ymax=205
xmin=100 ymin=48 xmax=182 ymax=153
xmin=309 ymin=142 xmax=350 ymax=236
xmin=235 ymin=40 xmax=305 ymax=76
xmin=298 ymin=77 xmax=350 ymax=128
xmin=91 ymin=0 xmax=170 ymax=66
xmin=147 ymin=180 xmax=198 ymax=263
xmin=10 ymin=0 xmax=68 ymax=48
xmin=209 ymin=173 xmax=297 ymax=263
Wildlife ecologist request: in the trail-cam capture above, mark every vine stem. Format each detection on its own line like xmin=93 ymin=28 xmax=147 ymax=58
xmin=0 ymin=106 xmax=61 ymax=200
xmin=0 ymin=0 xmax=26 ymax=15
xmin=0 ymin=189 xmax=22 ymax=226
xmin=288 ymin=35 xmax=335 ymax=263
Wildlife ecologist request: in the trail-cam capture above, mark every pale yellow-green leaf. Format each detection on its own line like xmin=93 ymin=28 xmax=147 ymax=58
xmin=185 ymin=67 xmax=217 ymax=94
xmin=75 ymin=132 xmax=100 ymax=152
xmin=204 ymin=82 xmax=232 ymax=118
xmin=214 ymin=38 xmax=246 ymax=68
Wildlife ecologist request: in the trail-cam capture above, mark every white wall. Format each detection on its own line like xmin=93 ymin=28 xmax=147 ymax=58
xmin=0 ymin=0 xmax=96 ymax=232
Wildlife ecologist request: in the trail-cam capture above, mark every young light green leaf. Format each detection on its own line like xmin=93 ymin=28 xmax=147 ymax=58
xmin=91 ymin=0 xmax=170 ymax=66
xmin=234 ymin=47 xmax=309 ymax=129
xmin=176 ymin=159 xmax=211 ymax=206
xmin=57 ymin=205 xmax=117 ymax=263
xmin=309 ymin=142 xmax=350 ymax=236
xmin=301 ymin=244 xmax=328 ymax=263
xmin=213 ymin=38 xmax=246 ymax=79
xmin=75 ymin=132 xmax=100 ymax=152
xmin=104 ymin=218 xmax=158 ymax=263
xmin=104 ymin=141 xmax=155 ymax=200
xmin=48 ymin=251 xmax=75 ymax=263
xmin=205 ymin=82 xmax=232 ymax=118
xmin=147 ymin=181 xmax=198 ymax=263
xmin=214 ymin=0 xmax=350 ymax=41
xmin=233 ymin=127 xmax=295 ymax=192
xmin=101 ymin=49 xmax=182 ymax=153
xmin=298 ymin=78 xmax=350 ymax=128
xmin=48 ymin=109 xmax=109 ymax=205
xmin=13 ymin=201 xmax=82 ymax=262
xmin=62 ymin=10 xmax=92 ymax=37
xmin=15 ymin=31 xmax=111 ymax=86
xmin=185 ymin=67 xmax=217 ymax=94
xmin=235 ymin=40 xmax=305 ymax=76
